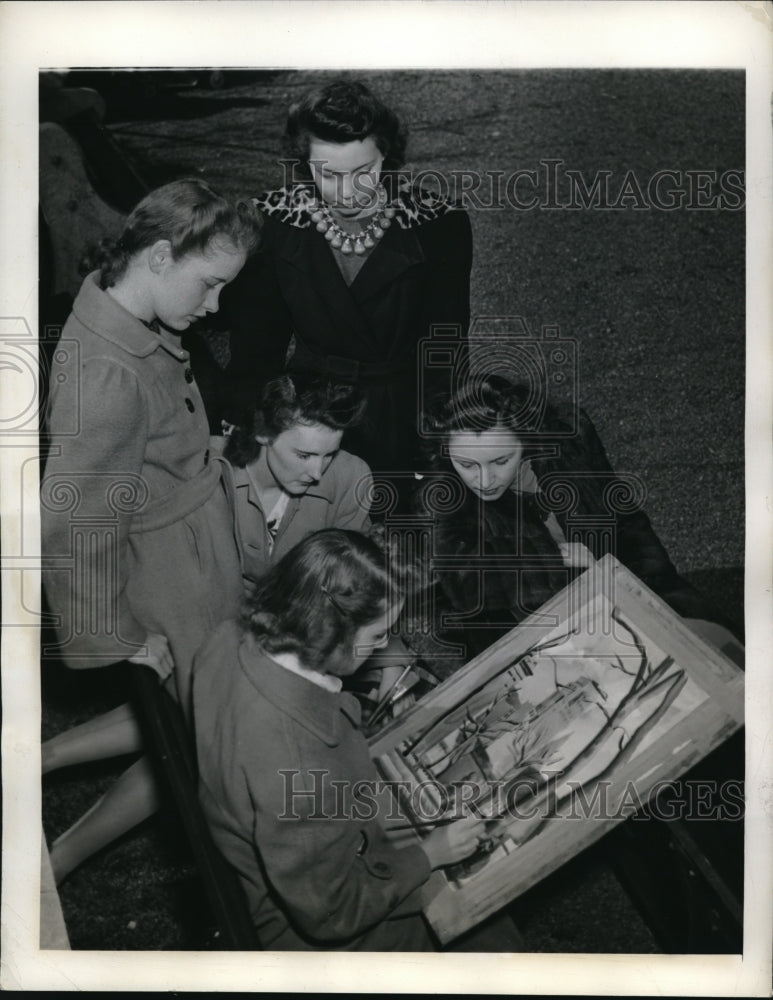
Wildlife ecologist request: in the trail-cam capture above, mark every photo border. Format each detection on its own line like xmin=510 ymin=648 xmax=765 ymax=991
xmin=1 ymin=1 xmax=771 ymax=994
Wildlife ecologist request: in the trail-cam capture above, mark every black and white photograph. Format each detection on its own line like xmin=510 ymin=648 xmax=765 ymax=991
xmin=1 ymin=1 xmax=771 ymax=994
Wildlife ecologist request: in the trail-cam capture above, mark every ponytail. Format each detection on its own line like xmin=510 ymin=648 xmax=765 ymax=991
xmin=80 ymin=178 xmax=262 ymax=289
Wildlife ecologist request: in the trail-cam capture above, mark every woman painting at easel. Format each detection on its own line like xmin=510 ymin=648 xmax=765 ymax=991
xmin=191 ymin=528 xmax=486 ymax=949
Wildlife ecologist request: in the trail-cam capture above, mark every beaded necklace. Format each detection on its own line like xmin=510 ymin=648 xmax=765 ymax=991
xmin=310 ymin=184 xmax=396 ymax=256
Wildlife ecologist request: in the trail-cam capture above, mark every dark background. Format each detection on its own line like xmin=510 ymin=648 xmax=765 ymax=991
xmin=41 ymin=68 xmax=745 ymax=950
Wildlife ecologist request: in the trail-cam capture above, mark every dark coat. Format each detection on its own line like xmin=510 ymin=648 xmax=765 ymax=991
xmin=192 ymin=621 xmax=433 ymax=950
xmin=418 ymin=409 xmax=720 ymax=661
xmin=217 ymin=183 xmax=473 ymax=475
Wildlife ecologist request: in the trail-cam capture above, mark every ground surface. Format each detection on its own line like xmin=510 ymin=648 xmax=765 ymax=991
xmin=42 ymin=68 xmax=745 ymax=951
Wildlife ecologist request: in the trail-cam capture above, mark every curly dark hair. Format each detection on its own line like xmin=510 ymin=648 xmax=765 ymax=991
xmin=421 ymin=374 xmax=571 ymax=467
xmin=224 ymin=370 xmax=366 ymax=468
xmin=244 ymin=528 xmax=405 ymax=673
xmin=418 ymin=374 xmax=609 ymax=520
xmin=82 ymin=178 xmax=262 ymax=289
xmin=283 ymin=79 xmax=407 ymax=180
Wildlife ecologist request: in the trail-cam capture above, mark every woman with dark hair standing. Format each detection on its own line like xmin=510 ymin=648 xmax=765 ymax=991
xmin=192 ymin=528 xmax=486 ymax=950
xmin=218 ymin=79 xmax=473 ymax=486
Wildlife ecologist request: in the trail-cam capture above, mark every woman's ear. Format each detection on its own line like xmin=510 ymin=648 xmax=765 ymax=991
xmin=148 ymin=239 xmax=173 ymax=274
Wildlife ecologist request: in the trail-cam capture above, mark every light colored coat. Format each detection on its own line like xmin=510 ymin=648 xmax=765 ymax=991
xmin=42 ymin=272 xmax=243 ymax=713
xmin=192 ymin=620 xmax=433 ymax=950
xmin=217 ymin=443 xmax=372 ymax=581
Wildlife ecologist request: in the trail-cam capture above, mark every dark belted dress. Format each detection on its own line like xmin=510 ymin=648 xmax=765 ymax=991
xmin=216 ymin=182 xmax=473 ymax=480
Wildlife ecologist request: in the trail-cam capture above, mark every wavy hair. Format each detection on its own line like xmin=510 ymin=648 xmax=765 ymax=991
xmin=82 ymin=178 xmax=262 ymax=289
xmin=244 ymin=528 xmax=405 ymax=672
xmin=284 ymin=79 xmax=407 ymax=179
xmin=421 ymin=374 xmax=572 ymax=468
xmin=420 ymin=374 xmax=613 ymax=518
xmin=224 ymin=370 xmax=366 ymax=467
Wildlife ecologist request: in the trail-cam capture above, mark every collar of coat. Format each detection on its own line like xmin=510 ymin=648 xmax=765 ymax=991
xmin=230 ymin=456 xmax=340 ymax=506
xmin=73 ymin=272 xmax=190 ymax=362
xmin=254 ymin=181 xmax=459 ymax=230
xmin=238 ymin=632 xmax=363 ymax=747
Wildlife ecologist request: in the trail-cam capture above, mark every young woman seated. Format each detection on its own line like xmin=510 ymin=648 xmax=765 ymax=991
xmin=218 ymin=370 xmax=372 ymax=584
xmin=191 ymin=528 xmax=487 ymax=950
xmin=414 ymin=373 xmax=737 ymax=664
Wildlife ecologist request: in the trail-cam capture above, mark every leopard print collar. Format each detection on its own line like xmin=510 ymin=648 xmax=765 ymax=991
xmin=253 ymin=181 xmax=459 ymax=230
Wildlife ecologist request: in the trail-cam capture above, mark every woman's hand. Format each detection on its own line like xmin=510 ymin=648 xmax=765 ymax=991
xmin=421 ymin=816 xmax=489 ymax=870
xmin=128 ymin=632 xmax=174 ymax=681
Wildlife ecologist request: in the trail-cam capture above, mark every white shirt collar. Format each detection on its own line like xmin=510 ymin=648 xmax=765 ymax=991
xmin=271 ymin=653 xmax=343 ymax=693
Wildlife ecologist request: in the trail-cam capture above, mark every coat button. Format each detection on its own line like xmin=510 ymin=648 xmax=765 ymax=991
xmin=184 ymin=368 xmax=194 ymax=383
xmin=185 ymin=398 xmax=195 ymax=413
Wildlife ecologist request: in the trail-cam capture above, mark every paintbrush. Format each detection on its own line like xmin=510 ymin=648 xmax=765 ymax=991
xmin=365 ymin=663 xmax=414 ymax=728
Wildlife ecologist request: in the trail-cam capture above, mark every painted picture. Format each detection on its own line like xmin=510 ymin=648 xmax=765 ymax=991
xmin=370 ymin=557 xmax=744 ymax=941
